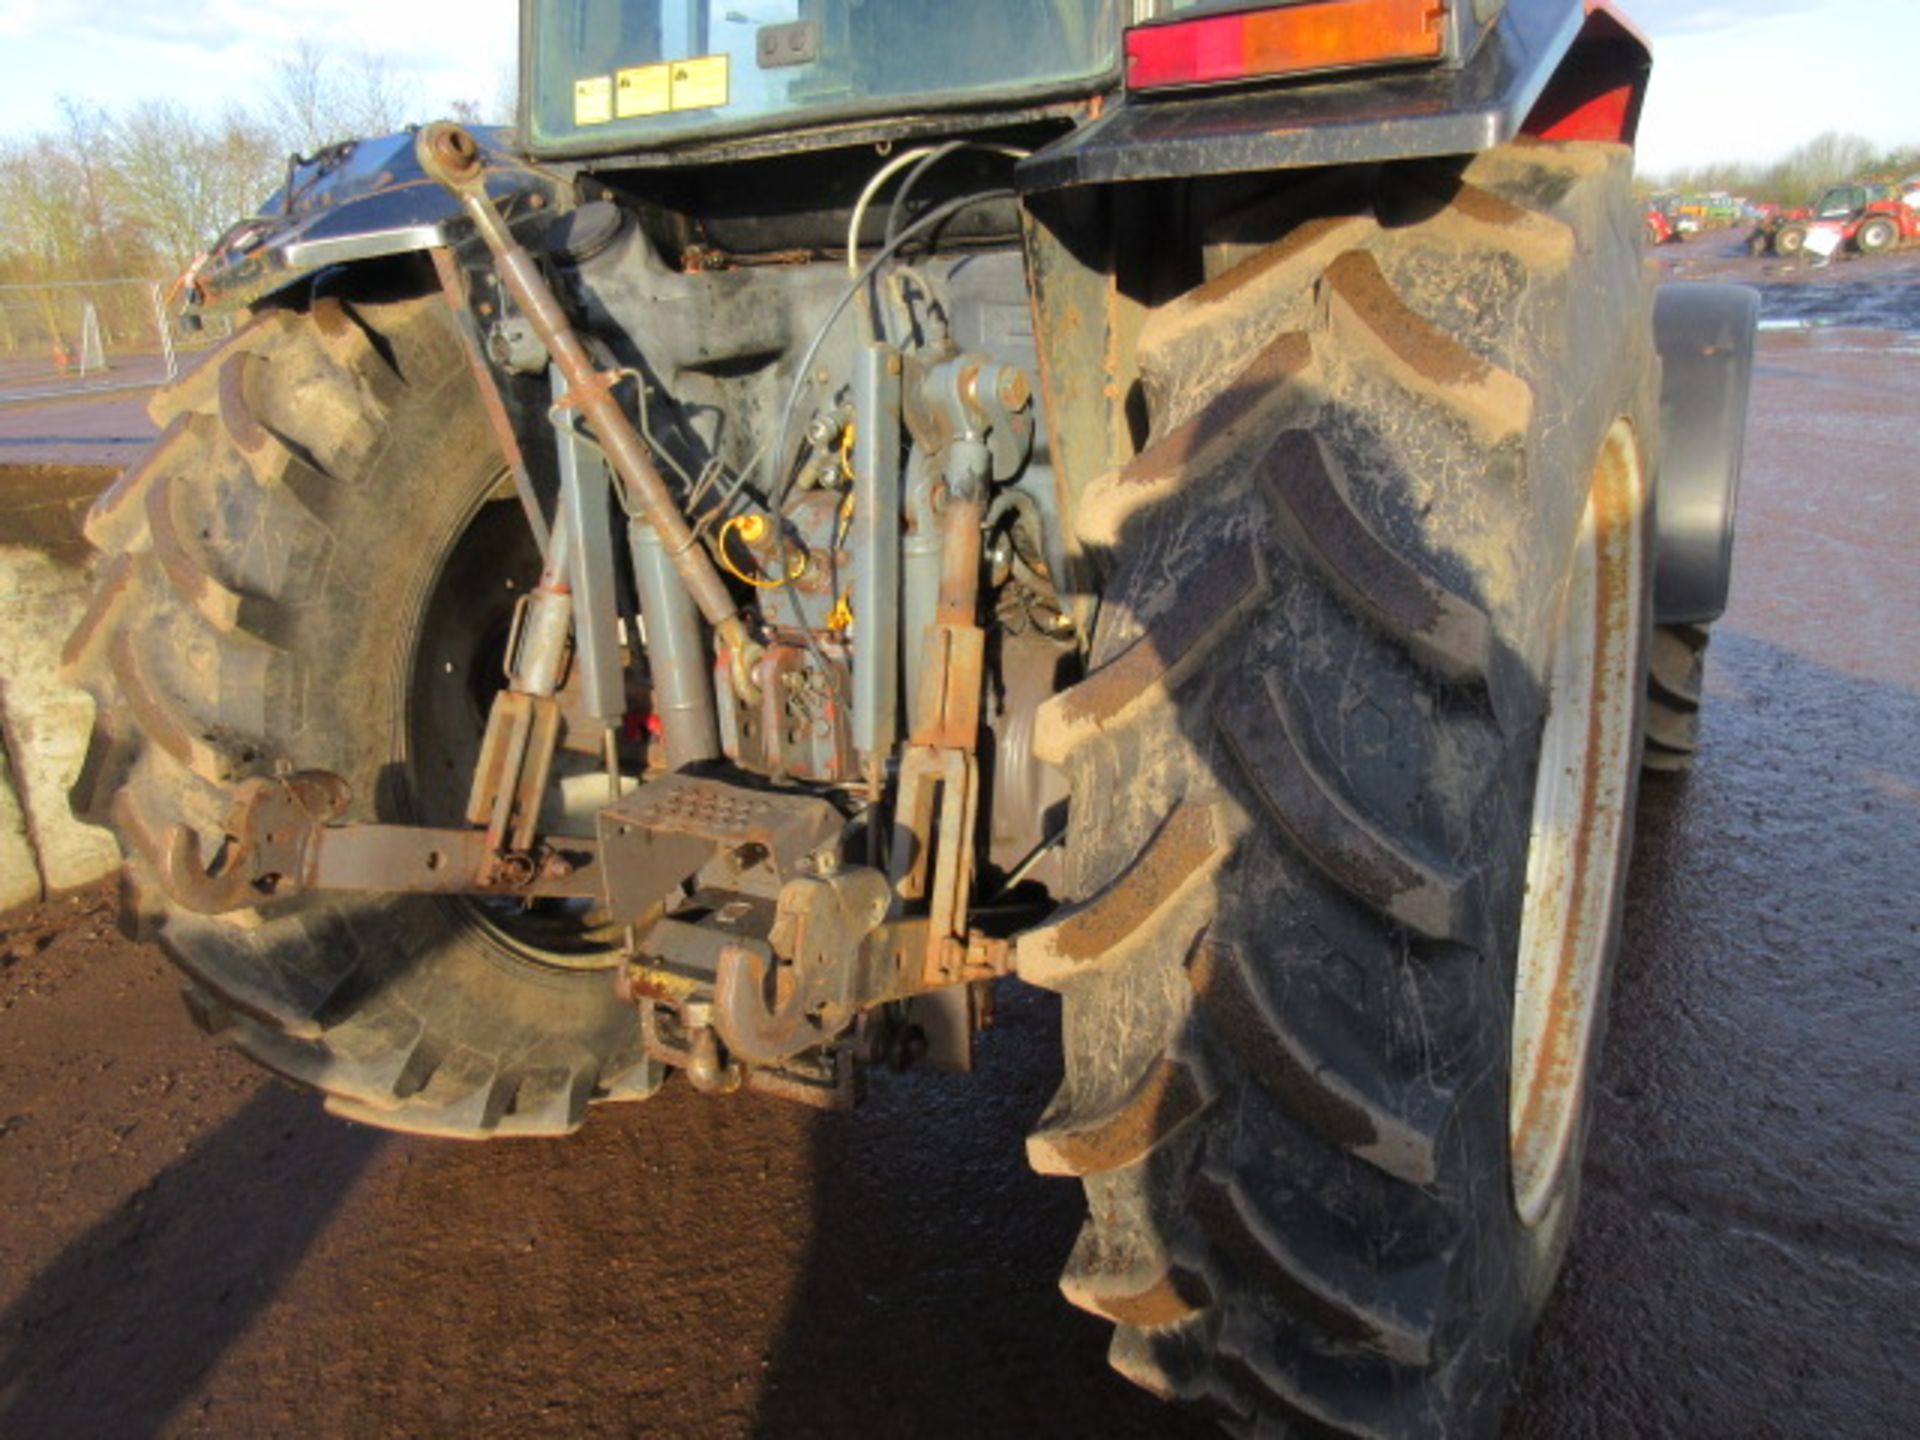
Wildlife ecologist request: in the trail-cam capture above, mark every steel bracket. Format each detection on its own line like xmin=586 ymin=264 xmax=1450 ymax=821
xmin=160 ymin=769 xmax=603 ymax=914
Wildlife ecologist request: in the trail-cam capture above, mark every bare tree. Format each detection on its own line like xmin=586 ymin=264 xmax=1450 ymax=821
xmin=0 ymin=136 xmax=89 ymax=278
xmin=271 ymin=36 xmax=427 ymax=155
xmin=447 ymin=61 xmax=522 ymax=131
xmin=109 ymin=101 xmax=280 ymax=271
xmin=1651 ymin=131 xmax=1917 ymax=206
xmin=342 ymin=48 xmax=412 ymax=137
xmin=56 ymin=98 xmax=127 ymax=274
xmin=272 ymin=36 xmax=336 ymax=158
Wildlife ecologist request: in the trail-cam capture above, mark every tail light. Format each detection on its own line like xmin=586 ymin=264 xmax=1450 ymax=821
xmin=1126 ymin=0 xmax=1449 ymax=92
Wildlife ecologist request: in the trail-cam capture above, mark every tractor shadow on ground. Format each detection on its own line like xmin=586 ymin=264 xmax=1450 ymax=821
xmin=0 ymin=1086 xmax=383 ymax=1439
xmin=741 ymin=979 xmax=1220 ymax=1439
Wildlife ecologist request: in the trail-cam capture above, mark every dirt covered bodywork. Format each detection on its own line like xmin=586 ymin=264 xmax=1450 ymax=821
xmin=72 ymin=1 xmax=1758 ymax=1432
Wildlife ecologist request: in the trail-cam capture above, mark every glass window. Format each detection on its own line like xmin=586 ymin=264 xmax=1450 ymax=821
xmin=527 ymin=0 xmax=1123 ymax=151
xmin=1815 ymin=187 xmax=1865 ymax=219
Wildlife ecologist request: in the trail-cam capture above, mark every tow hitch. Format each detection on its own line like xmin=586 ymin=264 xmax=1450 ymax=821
xmin=164 ymin=767 xmax=1010 ymax=1105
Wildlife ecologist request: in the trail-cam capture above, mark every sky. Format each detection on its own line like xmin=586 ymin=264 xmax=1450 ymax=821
xmin=0 ymin=0 xmax=1914 ymax=177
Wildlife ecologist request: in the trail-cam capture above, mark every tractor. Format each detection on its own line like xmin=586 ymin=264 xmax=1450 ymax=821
xmin=1643 ymin=195 xmax=1678 ymax=245
xmin=1769 ymin=178 xmax=1920 ymax=258
xmin=66 ymin=1 xmax=1757 ymax=1432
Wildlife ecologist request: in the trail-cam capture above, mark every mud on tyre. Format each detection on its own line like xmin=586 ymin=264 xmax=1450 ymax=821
xmin=65 ymin=290 xmax=650 ymax=1137
xmin=1017 ymin=141 xmax=1656 ymax=1434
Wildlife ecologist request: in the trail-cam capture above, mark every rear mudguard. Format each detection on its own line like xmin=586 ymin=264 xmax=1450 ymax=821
xmin=1018 ymin=0 xmax=1650 ymax=191
xmin=1652 ymin=284 xmax=1760 ymax=626
xmin=184 ymin=128 xmax=567 ymax=318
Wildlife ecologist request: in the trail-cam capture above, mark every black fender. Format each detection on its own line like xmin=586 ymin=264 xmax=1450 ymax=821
xmin=1020 ymin=0 xmax=1650 ymax=191
xmin=1652 ymin=284 xmax=1760 ymax=626
xmin=185 ymin=128 xmax=567 ymax=317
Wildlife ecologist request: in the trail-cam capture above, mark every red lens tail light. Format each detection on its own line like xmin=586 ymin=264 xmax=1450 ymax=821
xmin=1127 ymin=0 xmax=1449 ymax=92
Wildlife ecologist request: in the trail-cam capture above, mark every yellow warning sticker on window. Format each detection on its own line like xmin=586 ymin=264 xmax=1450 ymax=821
xmin=573 ymin=75 xmax=613 ymax=126
xmin=616 ymin=63 xmax=672 ymax=118
xmin=669 ymin=54 xmax=730 ymax=111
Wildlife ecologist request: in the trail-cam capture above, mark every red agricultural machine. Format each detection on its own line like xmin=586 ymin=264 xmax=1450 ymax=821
xmin=1644 ymin=200 xmax=1680 ymax=246
xmin=1759 ymin=179 xmax=1920 ymax=258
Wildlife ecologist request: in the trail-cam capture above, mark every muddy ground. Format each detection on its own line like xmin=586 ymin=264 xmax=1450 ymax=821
xmin=2 ymin=256 xmax=1917 ymax=1436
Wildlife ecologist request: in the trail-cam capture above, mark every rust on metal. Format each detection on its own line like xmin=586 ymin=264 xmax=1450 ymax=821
xmin=414 ymin=122 xmax=758 ymax=702
xmin=466 ymin=689 xmax=564 ymax=854
xmin=159 ymin=770 xmax=350 ymax=913
xmin=712 ymin=942 xmax=818 ymax=1065
xmin=427 ymin=245 xmax=545 ymax=550
xmin=888 ymin=746 xmax=980 ymax=984
xmin=158 ymin=766 xmax=605 ymax=914
xmin=1510 ymin=425 xmax=1644 ymax=1218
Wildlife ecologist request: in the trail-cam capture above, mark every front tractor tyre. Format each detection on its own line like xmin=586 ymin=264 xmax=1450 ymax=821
xmin=65 ymin=292 xmax=650 ymax=1137
xmin=1018 ymin=142 xmax=1654 ymax=1435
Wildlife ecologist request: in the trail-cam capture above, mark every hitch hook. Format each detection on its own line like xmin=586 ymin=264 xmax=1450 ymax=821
xmin=712 ymin=944 xmax=819 ymax=1067
xmin=159 ymin=771 xmax=351 ymax=915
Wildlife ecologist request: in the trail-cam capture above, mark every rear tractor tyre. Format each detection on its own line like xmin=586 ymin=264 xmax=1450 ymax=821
xmin=64 ymin=292 xmax=651 ymax=1137
xmin=1019 ymin=142 xmax=1655 ymax=1434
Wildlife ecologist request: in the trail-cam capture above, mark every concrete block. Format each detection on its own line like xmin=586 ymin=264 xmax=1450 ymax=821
xmin=0 ymin=733 xmax=41 ymax=911
xmin=0 ymin=464 xmax=122 ymax=912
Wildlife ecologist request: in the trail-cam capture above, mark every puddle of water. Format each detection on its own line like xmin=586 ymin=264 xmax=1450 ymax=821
xmin=1754 ymin=276 xmax=1920 ymax=335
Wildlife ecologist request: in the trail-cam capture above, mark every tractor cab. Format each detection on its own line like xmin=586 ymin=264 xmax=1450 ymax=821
xmin=1812 ymin=183 xmax=1886 ymax=221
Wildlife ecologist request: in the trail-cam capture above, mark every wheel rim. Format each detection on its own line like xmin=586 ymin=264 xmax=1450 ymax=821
xmin=407 ymin=493 xmax=630 ymax=971
xmin=1509 ymin=420 xmax=1647 ymax=1227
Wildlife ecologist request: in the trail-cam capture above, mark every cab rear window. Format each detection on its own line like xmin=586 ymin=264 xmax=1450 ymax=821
xmin=526 ymin=0 xmax=1122 ymax=152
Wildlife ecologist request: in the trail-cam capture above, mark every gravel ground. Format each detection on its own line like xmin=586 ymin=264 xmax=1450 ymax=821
xmin=0 ymin=257 xmax=1915 ymax=1438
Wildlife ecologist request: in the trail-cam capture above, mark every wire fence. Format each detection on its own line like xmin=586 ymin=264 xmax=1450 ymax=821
xmin=0 ymin=279 xmax=234 ymax=405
